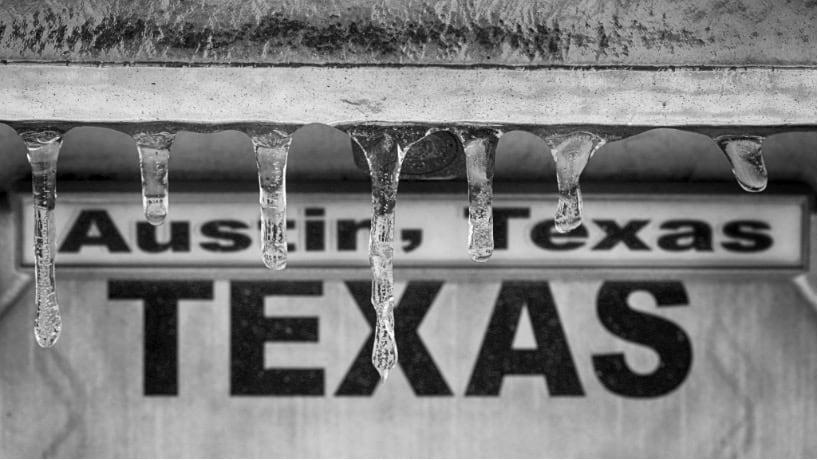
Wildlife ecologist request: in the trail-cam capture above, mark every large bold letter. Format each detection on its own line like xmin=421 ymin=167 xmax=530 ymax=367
xmin=336 ymin=281 xmax=452 ymax=396
xmin=108 ymin=280 xmax=213 ymax=396
xmin=231 ymin=281 xmax=324 ymax=396
xmin=592 ymin=281 xmax=692 ymax=397
xmin=465 ymin=281 xmax=584 ymax=396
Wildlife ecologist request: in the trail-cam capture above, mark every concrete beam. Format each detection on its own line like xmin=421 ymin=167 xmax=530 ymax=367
xmin=0 ymin=64 xmax=814 ymax=126
xmin=0 ymin=0 xmax=814 ymax=66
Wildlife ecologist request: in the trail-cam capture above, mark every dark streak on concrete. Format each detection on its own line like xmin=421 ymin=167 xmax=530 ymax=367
xmin=0 ymin=11 xmax=584 ymax=63
xmin=0 ymin=1 xmax=812 ymax=65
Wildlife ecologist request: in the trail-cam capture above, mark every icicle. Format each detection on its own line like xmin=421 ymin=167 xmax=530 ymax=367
xmin=351 ymin=132 xmax=406 ymax=380
xmin=251 ymin=131 xmax=292 ymax=270
xmin=715 ymin=135 xmax=767 ymax=192
xmin=546 ymin=132 xmax=606 ymax=233
xmin=133 ymin=132 xmax=175 ymax=226
xmin=22 ymin=130 xmax=63 ymax=348
xmin=372 ymin=305 xmax=396 ymax=381
xmin=455 ymin=128 xmax=501 ymax=262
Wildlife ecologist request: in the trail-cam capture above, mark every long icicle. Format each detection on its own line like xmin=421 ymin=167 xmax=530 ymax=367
xmin=251 ymin=131 xmax=293 ymax=270
xmin=457 ymin=129 xmax=501 ymax=262
xmin=715 ymin=135 xmax=768 ymax=192
xmin=352 ymin=132 xmax=405 ymax=380
xmin=133 ymin=132 xmax=175 ymax=226
xmin=22 ymin=130 xmax=63 ymax=348
xmin=547 ymin=132 xmax=606 ymax=233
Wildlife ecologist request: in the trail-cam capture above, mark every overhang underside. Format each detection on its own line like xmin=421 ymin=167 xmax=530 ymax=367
xmin=0 ymin=123 xmax=815 ymax=191
xmin=0 ymin=64 xmax=814 ymax=188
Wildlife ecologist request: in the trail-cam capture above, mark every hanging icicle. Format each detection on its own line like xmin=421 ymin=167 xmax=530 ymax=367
xmin=350 ymin=131 xmax=406 ymax=380
xmin=251 ymin=130 xmax=293 ymax=270
xmin=21 ymin=130 xmax=63 ymax=348
xmin=133 ymin=132 xmax=175 ymax=226
xmin=453 ymin=128 xmax=502 ymax=262
xmin=714 ymin=135 xmax=768 ymax=192
xmin=545 ymin=132 xmax=606 ymax=233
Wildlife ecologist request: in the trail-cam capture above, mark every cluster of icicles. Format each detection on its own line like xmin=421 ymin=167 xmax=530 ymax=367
xmin=18 ymin=127 xmax=768 ymax=380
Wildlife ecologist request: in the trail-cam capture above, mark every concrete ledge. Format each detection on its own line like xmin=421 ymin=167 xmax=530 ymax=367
xmin=0 ymin=64 xmax=814 ymax=126
xmin=0 ymin=0 xmax=814 ymax=66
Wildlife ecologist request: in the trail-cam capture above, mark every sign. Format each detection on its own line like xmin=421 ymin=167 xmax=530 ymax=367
xmin=2 ymin=188 xmax=815 ymax=457
xmin=1 ymin=276 xmax=814 ymax=457
xmin=18 ymin=191 xmax=807 ymax=270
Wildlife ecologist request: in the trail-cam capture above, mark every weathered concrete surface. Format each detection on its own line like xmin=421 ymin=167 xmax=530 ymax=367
xmin=0 ymin=0 xmax=814 ymax=66
xmin=0 ymin=65 xmax=814 ymax=125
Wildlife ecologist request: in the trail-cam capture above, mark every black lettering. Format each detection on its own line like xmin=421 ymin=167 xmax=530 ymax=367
xmin=465 ymin=282 xmax=584 ymax=396
xmin=136 ymin=221 xmax=190 ymax=253
xmin=592 ymin=281 xmax=692 ymax=398
xmin=401 ymin=229 xmax=422 ymax=252
xmin=721 ymin=220 xmax=773 ymax=252
xmin=59 ymin=210 xmax=130 ymax=253
xmin=305 ymin=208 xmax=325 ymax=251
xmin=108 ymin=280 xmax=213 ymax=396
xmin=230 ymin=281 xmax=324 ymax=396
xmin=200 ymin=220 xmax=252 ymax=252
xmin=657 ymin=220 xmax=713 ymax=251
xmin=287 ymin=219 xmax=295 ymax=252
xmin=336 ymin=281 xmax=452 ymax=396
xmin=592 ymin=220 xmax=650 ymax=250
xmin=337 ymin=219 xmax=370 ymax=251
xmin=489 ymin=207 xmax=530 ymax=250
xmin=531 ymin=220 xmax=587 ymax=250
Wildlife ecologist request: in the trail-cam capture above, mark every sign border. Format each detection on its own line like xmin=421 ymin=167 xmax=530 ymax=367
xmin=12 ymin=182 xmax=811 ymax=279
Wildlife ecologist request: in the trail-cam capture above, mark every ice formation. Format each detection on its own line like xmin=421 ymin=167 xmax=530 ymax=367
xmin=251 ymin=131 xmax=293 ymax=270
xmin=133 ymin=132 xmax=175 ymax=226
xmin=352 ymin=132 xmax=406 ymax=380
xmin=22 ymin=130 xmax=63 ymax=348
xmin=457 ymin=129 xmax=501 ymax=262
xmin=715 ymin=135 xmax=768 ymax=192
xmin=547 ymin=132 xmax=606 ymax=233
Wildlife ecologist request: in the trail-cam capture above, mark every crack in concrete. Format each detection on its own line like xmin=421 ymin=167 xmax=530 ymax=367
xmin=35 ymin=348 xmax=87 ymax=458
xmin=707 ymin=303 xmax=756 ymax=457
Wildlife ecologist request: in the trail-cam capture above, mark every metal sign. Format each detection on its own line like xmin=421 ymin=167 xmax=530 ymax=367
xmin=19 ymin=191 xmax=807 ymax=270
xmin=0 ymin=276 xmax=814 ymax=457
xmin=2 ymin=188 xmax=815 ymax=457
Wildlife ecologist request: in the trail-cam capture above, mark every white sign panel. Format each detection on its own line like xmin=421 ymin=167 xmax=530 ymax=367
xmin=19 ymin=192 xmax=806 ymax=269
xmin=2 ymin=190 xmax=814 ymax=457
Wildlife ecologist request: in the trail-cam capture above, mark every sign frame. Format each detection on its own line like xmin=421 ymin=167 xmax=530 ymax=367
xmin=12 ymin=181 xmax=813 ymax=281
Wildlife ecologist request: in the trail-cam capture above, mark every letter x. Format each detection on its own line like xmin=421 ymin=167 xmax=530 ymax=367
xmin=592 ymin=219 xmax=650 ymax=250
xmin=335 ymin=281 xmax=452 ymax=396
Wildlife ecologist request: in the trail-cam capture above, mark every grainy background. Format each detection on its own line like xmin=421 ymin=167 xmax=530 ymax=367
xmin=0 ymin=0 xmax=815 ymax=458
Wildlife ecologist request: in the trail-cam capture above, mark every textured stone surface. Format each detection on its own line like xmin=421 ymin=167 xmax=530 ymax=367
xmin=0 ymin=0 xmax=814 ymax=66
xmin=1 ymin=65 xmax=814 ymax=125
